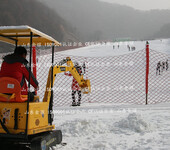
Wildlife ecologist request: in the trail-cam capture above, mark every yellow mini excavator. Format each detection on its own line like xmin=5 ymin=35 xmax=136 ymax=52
xmin=0 ymin=26 xmax=91 ymax=150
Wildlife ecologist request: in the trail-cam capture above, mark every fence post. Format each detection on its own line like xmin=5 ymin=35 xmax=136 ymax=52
xmin=32 ymin=46 xmax=37 ymax=94
xmin=145 ymin=41 xmax=149 ymax=105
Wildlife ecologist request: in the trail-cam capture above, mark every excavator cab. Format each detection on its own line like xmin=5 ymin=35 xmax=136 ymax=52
xmin=0 ymin=26 xmax=62 ymax=150
xmin=0 ymin=26 xmax=91 ymax=150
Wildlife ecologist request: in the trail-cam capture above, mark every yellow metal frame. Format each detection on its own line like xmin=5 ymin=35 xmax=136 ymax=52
xmin=43 ymin=57 xmax=91 ymax=103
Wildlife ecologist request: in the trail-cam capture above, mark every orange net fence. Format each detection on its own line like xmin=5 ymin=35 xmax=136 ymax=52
xmin=0 ymin=44 xmax=169 ymax=106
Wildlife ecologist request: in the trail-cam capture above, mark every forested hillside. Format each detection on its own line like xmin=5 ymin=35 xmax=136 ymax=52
xmin=39 ymin=0 xmax=170 ymax=41
xmin=0 ymin=0 xmax=79 ymax=52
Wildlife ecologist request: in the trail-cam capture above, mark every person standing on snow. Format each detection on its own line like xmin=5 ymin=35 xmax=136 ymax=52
xmin=113 ymin=45 xmax=115 ymax=50
xmin=166 ymin=59 xmax=169 ymax=71
xmin=156 ymin=61 xmax=162 ymax=75
xmin=127 ymin=45 xmax=130 ymax=51
xmin=64 ymin=62 xmax=82 ymax=106
xmin=162 ymin=61 xmax=165 ymax=72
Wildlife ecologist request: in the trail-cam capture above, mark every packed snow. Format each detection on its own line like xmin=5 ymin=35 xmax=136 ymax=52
xmin=52 ymin=39 xmax=170 ymax=150
xmin=54 ymin=103 xmax=170 ymax=150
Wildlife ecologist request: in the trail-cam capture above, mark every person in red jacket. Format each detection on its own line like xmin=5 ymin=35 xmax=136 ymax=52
xmin=65 ymin=62 xmax=82 ymax=106
xmin=0 ymin=46 xmax=39 ymax=101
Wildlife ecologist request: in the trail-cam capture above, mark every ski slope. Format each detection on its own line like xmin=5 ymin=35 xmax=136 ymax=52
xmin=53 ymin=39 xmax=170 ymax=150
xmin=57 ymin=39 xmax=170 ymax=57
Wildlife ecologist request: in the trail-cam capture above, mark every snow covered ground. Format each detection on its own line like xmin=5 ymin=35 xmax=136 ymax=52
xmin=53 ymin=39 xmax=170 ymax=150
xmin=54 ymin=103 xmax=170 ymax=150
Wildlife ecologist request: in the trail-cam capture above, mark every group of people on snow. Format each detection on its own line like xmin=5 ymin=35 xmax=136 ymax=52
xmin=113 ymin=45 xmax=120 ymax=49
xmin=156 ymin=60 xmax=168 ymax=75
xmin=127 ymin=45 xmax=136 ymax=51
xmin=113 ymin=44 xmax=136 ymax=51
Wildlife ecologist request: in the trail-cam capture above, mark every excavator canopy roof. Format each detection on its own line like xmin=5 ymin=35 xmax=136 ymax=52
xmin=0 ymin=25 xmax=61 ymax=46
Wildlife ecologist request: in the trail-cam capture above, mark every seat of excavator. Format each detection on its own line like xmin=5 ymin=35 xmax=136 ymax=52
xmin=0 ymin=77 xmax=27 ymax=103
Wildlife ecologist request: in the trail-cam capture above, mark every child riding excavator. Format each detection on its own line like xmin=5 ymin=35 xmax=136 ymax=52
xmin=0 ymin=26 xmax=91 ymax=150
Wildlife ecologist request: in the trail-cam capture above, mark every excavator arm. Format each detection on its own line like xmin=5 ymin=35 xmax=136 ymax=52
xmin=43 ymin=57 xmax=91 ymax=103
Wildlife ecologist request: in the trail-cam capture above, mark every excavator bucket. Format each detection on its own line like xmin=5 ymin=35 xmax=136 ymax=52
xmin=81 ymin=79 xmax=91 ymax=94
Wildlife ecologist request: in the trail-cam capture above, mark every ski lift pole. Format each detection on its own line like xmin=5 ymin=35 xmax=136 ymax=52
xmin=145 ymin=41 xmax=149 ymax=105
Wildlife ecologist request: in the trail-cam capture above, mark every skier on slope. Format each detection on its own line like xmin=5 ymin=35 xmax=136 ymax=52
xmin=127 ymin=45 xmax=130 ymax=51
xmin=113 ymin=45 xmax=115 ymax=50
xmin=156 ymin=61 xmax=161 ymax=75
xmin=162 ymin=61 xmax=165 ymax=72
xmin=64 ymin=61 xmax=84 ymax=106
xmin=166 ymin=59 xmax=168 ymax=71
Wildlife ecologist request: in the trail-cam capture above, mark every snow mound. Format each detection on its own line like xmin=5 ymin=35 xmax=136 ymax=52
xmin=60 ymin=119 xmax=109 ymax=137
xmin=117 ymin=113 xmax=151 ymax=133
